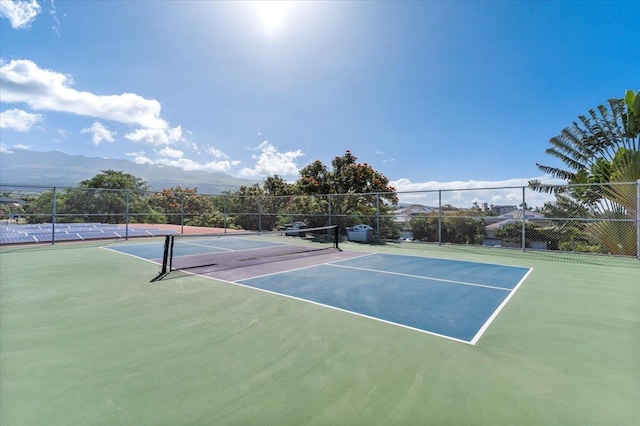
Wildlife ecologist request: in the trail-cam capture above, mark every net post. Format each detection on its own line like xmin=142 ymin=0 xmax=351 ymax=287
xmin=334 ymin=225 xmax=339 ymax=249
xmin=169 ymin=234 xmax=175 ymax=271
xmin=161 ymin=235 xmax=170 ymax=274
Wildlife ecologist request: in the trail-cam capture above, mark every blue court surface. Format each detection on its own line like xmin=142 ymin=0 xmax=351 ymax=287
xmin=237 ymin=254 xmax=531 ymax=344
xmin=106 ymin=240 xmax=531 ymax=344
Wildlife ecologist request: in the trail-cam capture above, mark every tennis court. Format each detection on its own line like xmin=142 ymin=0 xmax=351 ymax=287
xmin=106 ymin=234 xmax=532 ymax=344
xmin=1 ymin=236 xmax=639 ymax=424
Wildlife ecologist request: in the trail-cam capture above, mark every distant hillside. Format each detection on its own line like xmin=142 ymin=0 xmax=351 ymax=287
xmin=0 ymin=149 xmax=257 ymax=194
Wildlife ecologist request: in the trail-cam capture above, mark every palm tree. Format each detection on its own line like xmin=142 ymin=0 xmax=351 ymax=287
xmin=532 ymin=97 xmax=638 ymax=186
xmin=530 ymin=92 xmax=639 ymax=256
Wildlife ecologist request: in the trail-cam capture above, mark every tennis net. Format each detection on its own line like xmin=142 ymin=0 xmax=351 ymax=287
xmin=160 ymin=225 xmax=339 ymax=273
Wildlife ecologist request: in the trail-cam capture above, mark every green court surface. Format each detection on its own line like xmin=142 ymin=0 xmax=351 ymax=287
xmin=1 ymin=240 xmax=639 ymax=425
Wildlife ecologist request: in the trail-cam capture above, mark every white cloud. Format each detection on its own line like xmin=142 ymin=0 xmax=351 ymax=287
xmin=390 ymin=176 xmax=566 ymax=208
xmin=157 ymin=146 xmax=183 ymax=158
xmin=206 ymin=146 xmax=229 ymax=159
xmin=81 ymin=121 xmax=116 ymax=145
xmin=0 ymin=108 xmax=42 ymax=131
xmin=0 ymin=0 xmax=41 ymax=29
xmin=127 ymin=147 xmax=238 ymax=173
xmin=49 ymin=0 xmax=61 ymax=36
xmin=125 ymin=125 xmax=184 ymax=146
xmin=131 ymin=154 xmax=153 ymax=165
xmin=14 ymin=144 xmax=30 ymax=149
xmin=0 ymin=59 xmax=174 ymax=133
xmin=237 ymin=141 xmax=304 ymax=178
xmin=133 ymin=155 xmax=232 ymax=172
xmin=0 ymin=144 xmax=14 ymax=154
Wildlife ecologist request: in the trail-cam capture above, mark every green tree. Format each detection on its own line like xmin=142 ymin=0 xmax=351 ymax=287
xmin=494 ymin=222 xmax=554 ymax=249
xmin=532 ymin=96 xmax=638 ymax=186
xmin=409 ymin=213 xmax=485 ymax=245
xmin=63 ymin=170 xmax=154 ymax=224
xmin=150 ymin=187 xmax=225 ymax=226
xmin=225 ymin=183 xmax=265 ymax=231
xmin=531 ymin=92 xmax=639 ymax=256
xmin=287 ymin=194 xmax=330 ymax=228
xmin=623 ymin=89 xmax=640 ymax=138
xmin=298 ymin=150 xmax=398 ymax=234
xmin=261 ymin=175 xmax=297 ymax=230
xmin=442 ymin=217 xmax=485 ymax=245
xmin=80 ymin=170 xmax=149 ymax=193
xmin=409 ymin=215 xmax=439 ymax=242
xmin=23 ymin=190 xmax=59 ymax=224
xmin=0 ymin=201 xmax=25 ymax=222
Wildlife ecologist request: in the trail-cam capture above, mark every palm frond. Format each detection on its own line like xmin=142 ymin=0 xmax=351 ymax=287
xmin=535 ymin=164 xmax=576 ymax=181
xmin=544 ymin=145 xmax=587 ymax=172
xmin=527 ymin=180 xmax=562 ymax=194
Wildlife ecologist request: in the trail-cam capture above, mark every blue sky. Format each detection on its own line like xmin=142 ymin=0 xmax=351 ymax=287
xmin=1 ymin=0 xmax=639 ymax=193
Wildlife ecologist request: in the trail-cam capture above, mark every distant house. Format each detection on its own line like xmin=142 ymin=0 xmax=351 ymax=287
xmin=489 ymin=204 xmax=518 ymax=215
xmin=0 ymin=197 xmax=25 ymax=206
xmin=0 ymin=197 xmax=26 ymax=222
xmin=393 ymin=204 xmax=436 ymax=239
xmin=484 ymin=209 xmax=548 ymax=249
xmin=394 ymin=204 xmax=434 ymax=222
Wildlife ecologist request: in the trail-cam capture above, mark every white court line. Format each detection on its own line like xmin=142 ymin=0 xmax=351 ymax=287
xmin=178 ymin=238 xmax=287 ymax=254
xmin=180 ymin=240 xmax=235 ymax=252
xmin=100 ymin=245 xmax=163 ymax=267
xmin=238 ymin=252 xmax=376 ymax=282
xmin=469 ymin=267 xmax=534 ymax=345
xmin=363 ymin=250 xmax=532 ymax=270
xmin=185 ymin=268 xmax=474 ymax=345
xmin=327 ymin=263 xmax=513 ymax=292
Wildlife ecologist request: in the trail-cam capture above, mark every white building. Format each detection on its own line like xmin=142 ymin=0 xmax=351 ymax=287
xmin=490 ymin=204 xmax=518 ymax=215
xmin=484 ymin=209 xmax=548 ymax=249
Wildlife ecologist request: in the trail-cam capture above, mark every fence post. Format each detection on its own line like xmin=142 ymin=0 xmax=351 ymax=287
xmin=180 ymin=191 xmax=184 ymax=235
xmin=376 ymin=193 xmax=380 ymax=239
xmin=521 ymin=186 xmax=526 ymax=252
xmin=290 ymin=198 xmax=294 ymax=225
xmin=637 ymin=179 xmax=639 ymax=260
xmin=328 ymin=194 xmax=332 ymax=228
xmin=51 ymin=187 xmax=57 ymax=246
xmin=438 ymin=190 xmax=442 ymax=245
xmin=125 ymin=189 xmax=130 ymax=240
xmin=258 ymin=197 xmax=262 ymax=232
xmin=223 ymin=194 xmax=228 ymax=234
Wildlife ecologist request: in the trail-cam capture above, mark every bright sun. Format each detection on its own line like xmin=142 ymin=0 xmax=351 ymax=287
xmin=256 ymin=1 xmax=288 ymax=35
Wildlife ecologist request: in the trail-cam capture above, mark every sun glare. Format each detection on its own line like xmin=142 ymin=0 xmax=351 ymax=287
xmin=256 ymin=1 xmax=288 ymax=35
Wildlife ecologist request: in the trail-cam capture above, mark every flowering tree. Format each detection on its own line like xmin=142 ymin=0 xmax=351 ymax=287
xmin=151 ymin=186 xmax=223 ymax=226
xmin=297 ymin=150 xmax=398 ymax=235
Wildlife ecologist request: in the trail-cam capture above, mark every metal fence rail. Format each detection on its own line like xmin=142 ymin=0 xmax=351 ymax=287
xmin=1 ymin=182 xmax=638 ymax=259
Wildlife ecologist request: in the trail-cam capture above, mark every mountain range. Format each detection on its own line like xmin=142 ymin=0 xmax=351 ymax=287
xmin=0 ymin=149 xmax=257 ymax=194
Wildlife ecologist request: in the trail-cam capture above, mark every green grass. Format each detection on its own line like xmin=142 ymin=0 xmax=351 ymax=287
xmin=1 ymin=241 xmax=639 ymax=425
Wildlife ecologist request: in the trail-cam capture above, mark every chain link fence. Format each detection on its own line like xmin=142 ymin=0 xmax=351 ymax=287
xmin=1 ymin=182 xmax=638 ymax=259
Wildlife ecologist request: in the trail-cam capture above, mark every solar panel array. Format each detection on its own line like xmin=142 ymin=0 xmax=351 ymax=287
xmin=0 ymin=223 xmax=178 ymax=245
